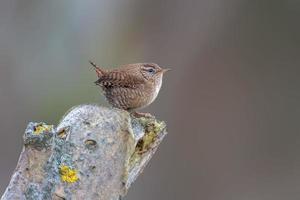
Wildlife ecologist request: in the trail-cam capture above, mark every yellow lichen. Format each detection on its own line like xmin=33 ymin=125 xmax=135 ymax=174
xmin=59 ymin=165 xmax=79 ymax=183
xmin=33 ymin=124 xmax=53 ymax=135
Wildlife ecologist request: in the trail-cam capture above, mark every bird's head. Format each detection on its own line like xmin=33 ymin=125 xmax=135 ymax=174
xmin=139 ymin=63 xmax=171 ymax=82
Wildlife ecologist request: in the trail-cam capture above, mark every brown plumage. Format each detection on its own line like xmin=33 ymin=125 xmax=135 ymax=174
xmin=90 ymin=61 xmax=170 ymax=111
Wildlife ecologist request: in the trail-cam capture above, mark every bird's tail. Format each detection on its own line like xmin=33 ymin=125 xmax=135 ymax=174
xmin=89 ymin=60 xmax=105 ymax=77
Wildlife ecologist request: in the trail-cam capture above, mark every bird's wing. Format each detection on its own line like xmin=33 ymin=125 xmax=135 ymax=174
xmin=95 ymin=71 xmax=144 ymax=88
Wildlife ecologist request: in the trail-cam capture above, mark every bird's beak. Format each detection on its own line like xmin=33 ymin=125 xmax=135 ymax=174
xmin=162 ymin=68 xmax=171 ymax=73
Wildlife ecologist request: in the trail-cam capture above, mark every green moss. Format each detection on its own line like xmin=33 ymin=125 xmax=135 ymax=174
xmin=128 ymin=117 xmax=166 ymax=170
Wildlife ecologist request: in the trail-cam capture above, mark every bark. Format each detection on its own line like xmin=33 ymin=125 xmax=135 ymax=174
xmin=1 ymin=105 xmax=167 ymax=200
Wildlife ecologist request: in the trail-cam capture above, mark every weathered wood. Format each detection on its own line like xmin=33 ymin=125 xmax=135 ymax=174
xmin=1 ymin=105 xmax=167 ymax=200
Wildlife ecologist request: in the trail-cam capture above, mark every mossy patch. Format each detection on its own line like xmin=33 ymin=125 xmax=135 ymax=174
xmin=122 ymin=116 xmax=167 ymax=190
xmin=135 ymin=120 xmax=164 ymax=153
xmin=128 ymin=117 xmax=166 ymax=170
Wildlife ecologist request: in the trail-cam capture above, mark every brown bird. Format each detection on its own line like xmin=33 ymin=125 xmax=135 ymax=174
xmin=90 ymin=61 xmax=170 ymax=116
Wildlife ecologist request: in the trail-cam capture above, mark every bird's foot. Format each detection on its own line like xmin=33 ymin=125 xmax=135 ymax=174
xmin=131 ymin=111 xmax=154 ymax=119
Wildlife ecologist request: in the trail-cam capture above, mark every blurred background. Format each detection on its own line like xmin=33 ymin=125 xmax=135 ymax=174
xmin=0 ymin=0 xmax=300 ymax=199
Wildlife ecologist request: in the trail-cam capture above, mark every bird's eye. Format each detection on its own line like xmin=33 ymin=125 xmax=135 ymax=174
xmin=147 ymin=68 xmax=155 ymax=73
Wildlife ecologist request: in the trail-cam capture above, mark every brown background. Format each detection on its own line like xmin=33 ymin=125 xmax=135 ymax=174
xmin=0 ymin=0 xmax=300 ymax=199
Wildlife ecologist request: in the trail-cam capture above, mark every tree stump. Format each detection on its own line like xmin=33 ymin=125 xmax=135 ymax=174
xmin=1 ymin=105 xmax=167 ymax=200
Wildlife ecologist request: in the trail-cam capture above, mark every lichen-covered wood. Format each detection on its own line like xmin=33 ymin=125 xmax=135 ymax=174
xmin=1 ymin=105 xmax=167 ymax=200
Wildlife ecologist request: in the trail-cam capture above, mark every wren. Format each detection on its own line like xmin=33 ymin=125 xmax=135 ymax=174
xmin=90 ymin=61 xmax=170 ymax=115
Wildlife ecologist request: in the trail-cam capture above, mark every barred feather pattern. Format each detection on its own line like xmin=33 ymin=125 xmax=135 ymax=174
xmin=95 ymin=71 xmax=151 ymax=110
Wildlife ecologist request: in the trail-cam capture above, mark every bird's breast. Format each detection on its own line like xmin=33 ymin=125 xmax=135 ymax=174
xmin=147 ymin=77 xmax=162 ymax=106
